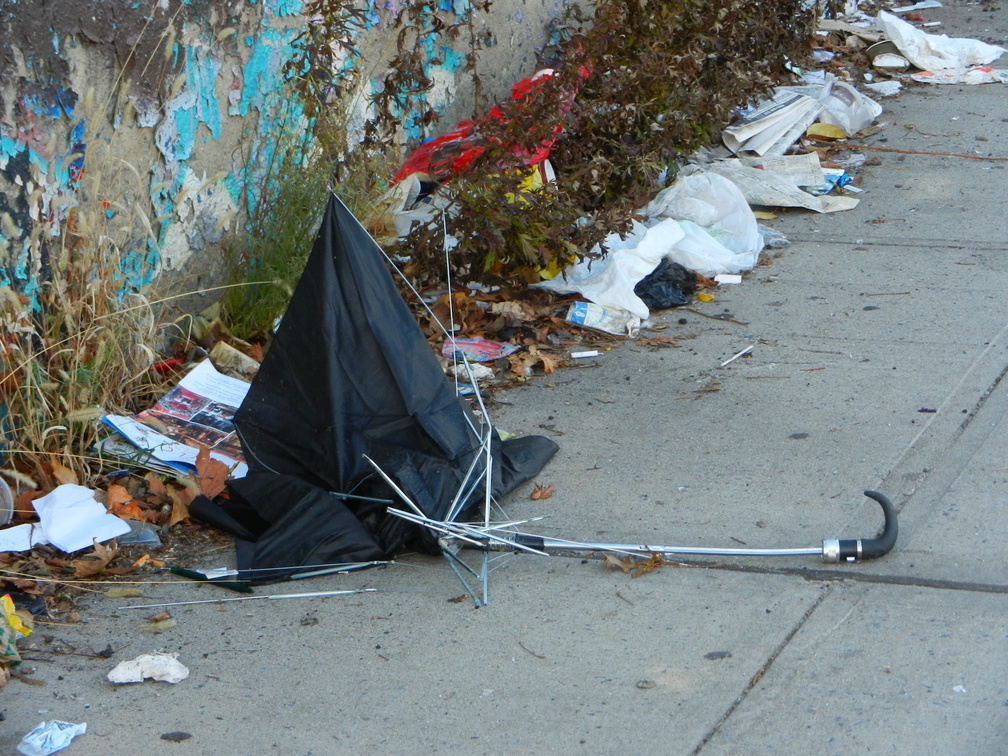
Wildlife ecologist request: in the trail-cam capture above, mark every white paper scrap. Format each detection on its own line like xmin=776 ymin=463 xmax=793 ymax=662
xmin=0 ymin=523 xmax=49 ymax=552
xmin=31 ymin=484 xmax=130 ymax=553
xmin=107 ymin=652 xmax=190 ymax=684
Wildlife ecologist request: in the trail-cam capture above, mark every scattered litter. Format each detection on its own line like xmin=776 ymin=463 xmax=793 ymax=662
xmin=640 ymin=172 xmax=764 ymax=276
xmin=208 ymin=340 xmax=260 ymax=379
xmin=876 ymin=11 xmax=1007 ymax=71
xmin=570 ymin=350 xmax=599 ymax=359
xmin=451 ymin=362 xmax=495 ymax=381
xmin=805 ymin=168 xmax=855 ymax=196
xmin=565 ymin=301 xmax=639 ymax=337
xmin=16 ymin=720 xmax=86 ymax=756
xmin=442 ymin=337 xmax=521 ymax=362
xmin=816 ymin=78 xmax=882 ymax=137
xmin=953 ymin=684 xmax=967 ymax=694
xmin=107 ymin=652 xmax=190 ymax=684
xmin=874 ymin=53 xmax=911 ymax=74
xmin=117 ymin=520 xmax=162 ymax=547
xmin=103 ymin=359 xmax=250 ymax=479
xmin=714 ymin=274 xmax=743 ymax=285
xmin=540 ymin=173 xmax=761 ymax=319
xmin=864 ymin=80 xmax=903 ymax=97
xmin=721 ymin=345 xmax=754 ymax=367
xmin=0 ymin=523 xmax=49 ymax=552
xmin=835 ymin=154 xmax=867 ymax=170
xmin=806 ymin=123 xmax=847 ymax=141
xmin=723 ymin=91 xmax=823 ymax=156
xmin=758 ymin=225 xmax=791 ymax=250
xmin=706 ymin=156 xmax=859 ymax=214
xmin=634 ymin=259 xmax=696 ymax=309
xmin=31 ymin=484 xmax=130 ymax=553
xmin=818 ymin=19 xmax=883 ymax=46
xmin=911 ymin=67 xmax=1008 ymax=85
xmin=890 ymin=0 xmax=942 ymax=13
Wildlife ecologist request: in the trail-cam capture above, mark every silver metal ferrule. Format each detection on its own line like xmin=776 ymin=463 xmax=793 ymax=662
xmin=822 ymin=539 xmax=840 ymax=563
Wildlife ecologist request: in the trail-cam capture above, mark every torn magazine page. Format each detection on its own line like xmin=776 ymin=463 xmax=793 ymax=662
xmin=103 ymin=359 xmax=250 ymax=479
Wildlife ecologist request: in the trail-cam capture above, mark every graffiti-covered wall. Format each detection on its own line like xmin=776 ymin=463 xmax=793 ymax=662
xmin=0 ymin=0 xmax=573 ymax=302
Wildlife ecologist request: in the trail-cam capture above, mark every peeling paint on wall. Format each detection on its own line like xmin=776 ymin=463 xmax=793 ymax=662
xmin=0 ymin=0 xmax=566 ymax=302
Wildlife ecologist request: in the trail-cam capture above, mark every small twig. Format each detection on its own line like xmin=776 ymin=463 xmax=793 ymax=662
xmin=10 ymin=672 xmax=46 ymax=686
xmin=682 ymin=307 xmax=750 ymax=326
xmin=519 ymin=641 xmax=546 ymax=660
xmin=863 ymin=291 xmax=910 ymax=297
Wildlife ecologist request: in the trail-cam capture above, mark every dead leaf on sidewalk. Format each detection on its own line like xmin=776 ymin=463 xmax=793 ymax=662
xmin=604 ymin=554 xmax=633 ymax=573
xmin=71 ymin=541 xmax=118 ymax=578
xmin=165 ymin=484 xmax=195 ymax=528
xmin=108 ymin=500 xmax=146 ymax=521
xmin=195 ymin=447 xmax=230 ymax=499
xmin=530 ymin=484 xmax=554 ymax=500
xmin=508 ymin=346 xmax=563 ymax=377
xmin=144 ymin=473 xmax=168 ymax=504
xmin=636 ymin=335 xmax=679 ymax=349
xmin=106 ymin=484 xmax=147 ymax=521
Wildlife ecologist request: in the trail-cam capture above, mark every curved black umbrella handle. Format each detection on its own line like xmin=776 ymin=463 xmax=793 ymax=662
xmin=822 ymin=490 xmax=898 ymax=563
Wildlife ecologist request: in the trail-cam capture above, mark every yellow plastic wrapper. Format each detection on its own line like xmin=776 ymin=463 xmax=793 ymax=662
xmin=2 ymin=594 xmax=32 ymax=637
xmin=2 ymin=594 xmax=33 ymax=678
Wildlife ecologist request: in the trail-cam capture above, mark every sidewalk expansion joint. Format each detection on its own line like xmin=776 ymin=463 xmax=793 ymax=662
xmin=689 ymin=588 xmax=830 ymax=755
xmin=681 ymin=559 xmax=1008 ymax=595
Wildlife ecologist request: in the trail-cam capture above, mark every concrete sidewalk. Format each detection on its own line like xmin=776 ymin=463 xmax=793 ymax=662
xmin=2 ymin=4 xmax=1007 ymax=754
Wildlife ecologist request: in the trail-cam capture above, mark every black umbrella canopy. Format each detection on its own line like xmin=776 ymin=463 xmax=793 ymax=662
xmin=193 ymin=193 xmax=556 ymax=582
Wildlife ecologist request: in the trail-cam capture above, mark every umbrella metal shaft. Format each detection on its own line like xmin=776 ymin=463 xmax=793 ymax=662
xmin=523 ymin=536 xmax=821 ymax=558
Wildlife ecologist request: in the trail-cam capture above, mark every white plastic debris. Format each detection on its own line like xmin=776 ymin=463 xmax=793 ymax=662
xmin=641 ymin=172 xmax=763 ymax=275
xmin=876 ymin=11 xmax=1007 ymax=71
xmin=816 ymin=78 xmax=883 ymax=137
xmin=16 ymin=720 xmax=86 ymax=756
xmin=107 ymin=652 xmax=190 ymax=684
xmin=864 ymin=80 xmax=903 ymax=97
xmin=451 ymin=362 xmax=494 ymax=381
xmin=539 ymin=174 xmax=761 ymax=320
xmin=911 ymin=67 xmax=1008 ymax=85
xmin=890 ymin=0 xmax=942 ymax=13
xmin=566 ymin=301 xmax=640 ymax=337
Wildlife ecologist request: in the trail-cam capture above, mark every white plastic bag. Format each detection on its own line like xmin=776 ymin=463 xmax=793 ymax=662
xmin=537 ymin=173 xmax=763 ymax=319
xmin=876 ymin=10 xmax=1007 ymax=71
xmin=642 ymin=172 xmax=763 ymax=276
xmin=535 ymin=219 xmax=681 ymax=320
xmin=817 ymin=79 xmax=882 ymax=137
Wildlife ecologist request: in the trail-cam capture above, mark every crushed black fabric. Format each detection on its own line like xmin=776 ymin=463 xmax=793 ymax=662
xmin=193 ymin=194 xmax=557 ymax=583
